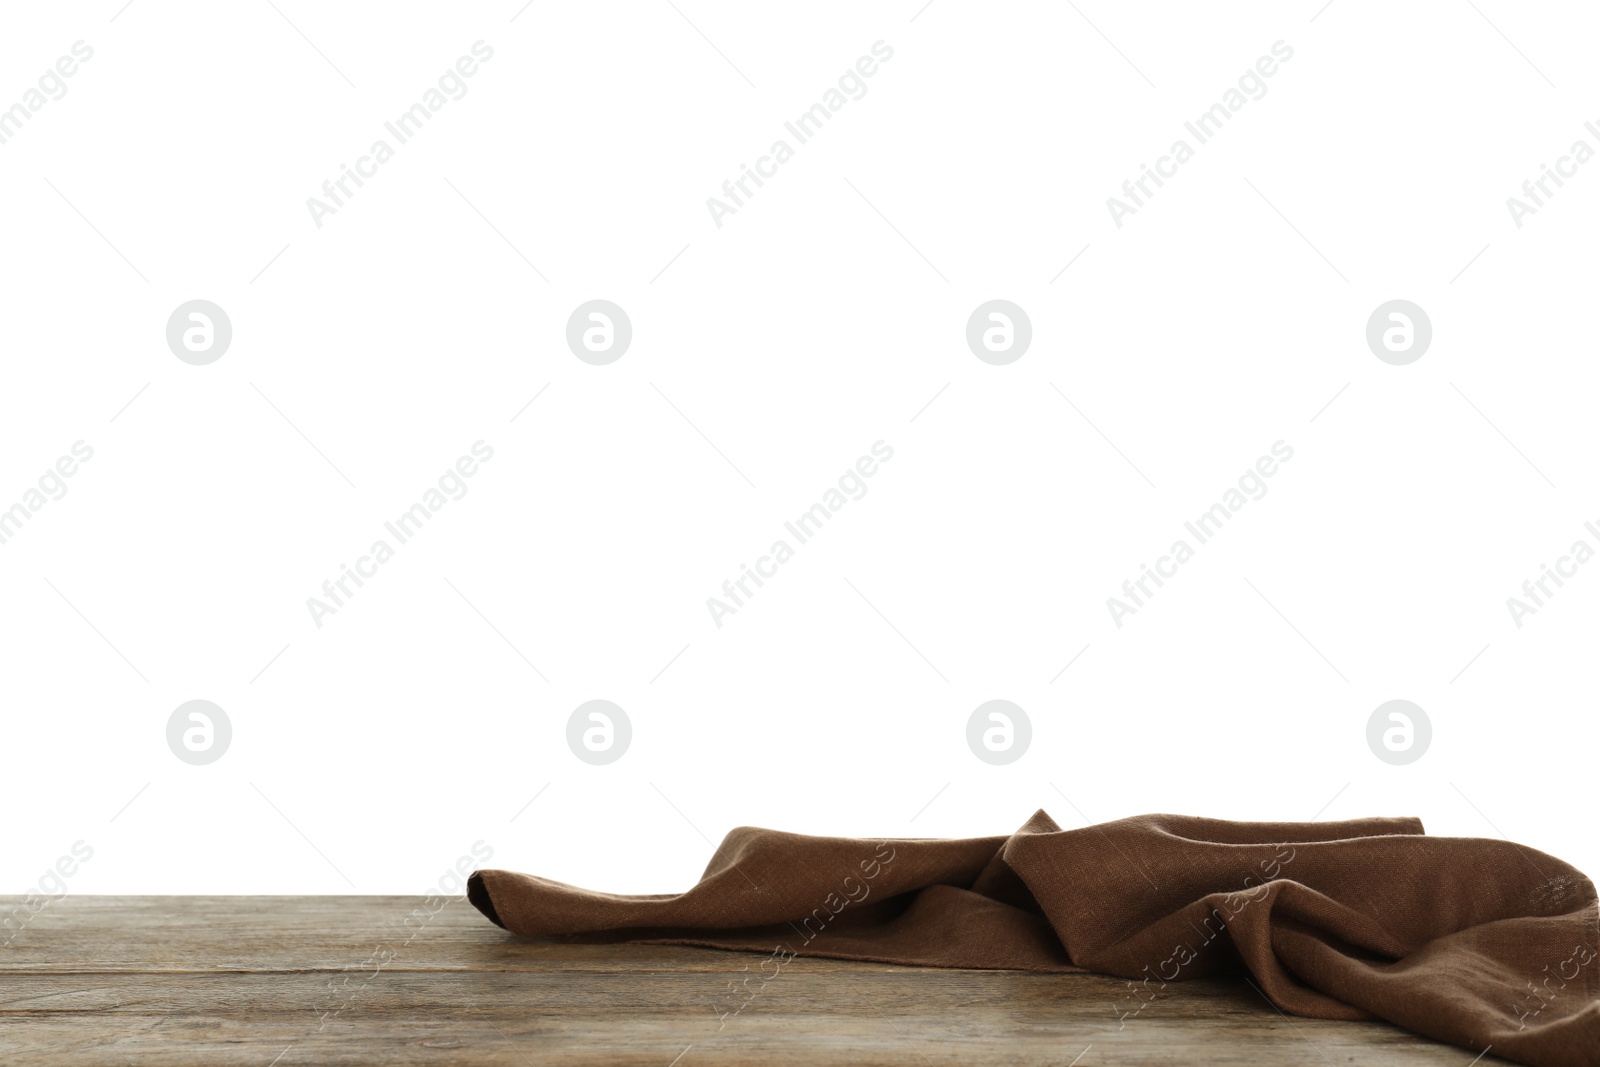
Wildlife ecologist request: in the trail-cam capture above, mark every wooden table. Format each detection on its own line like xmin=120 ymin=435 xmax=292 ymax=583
xmin=0 ymin=895 xmax=1515 ymax=1065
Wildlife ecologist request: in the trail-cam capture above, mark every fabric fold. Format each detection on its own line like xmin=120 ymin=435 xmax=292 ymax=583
xmin=469 ymin=811 xmax=1599 ymax=1067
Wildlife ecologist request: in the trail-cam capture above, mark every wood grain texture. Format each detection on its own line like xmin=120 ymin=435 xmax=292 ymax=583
xmin=0 ymin=895 xmax=1515 ymax=1066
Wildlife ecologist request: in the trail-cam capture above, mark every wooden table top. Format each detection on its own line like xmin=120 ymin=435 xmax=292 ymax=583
xmin=0 ymin=895 xmax=1516 ymax=1066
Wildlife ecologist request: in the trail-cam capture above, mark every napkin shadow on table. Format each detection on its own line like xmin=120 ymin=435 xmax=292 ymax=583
xmin=468 ymin=811 xmax=1600 ymax=1067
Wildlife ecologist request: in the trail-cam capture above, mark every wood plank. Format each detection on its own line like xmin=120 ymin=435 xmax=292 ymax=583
xmin=0 ymin=896 xmax=1515 ymax=1066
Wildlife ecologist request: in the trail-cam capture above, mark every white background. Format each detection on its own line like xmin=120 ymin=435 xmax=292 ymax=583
xmin=1 ymin=0 xmax=1596 ymax=897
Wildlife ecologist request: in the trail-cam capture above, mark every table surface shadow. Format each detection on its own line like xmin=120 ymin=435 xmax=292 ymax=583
xmin=0 ymin=895 xmax=1517 ymax=1067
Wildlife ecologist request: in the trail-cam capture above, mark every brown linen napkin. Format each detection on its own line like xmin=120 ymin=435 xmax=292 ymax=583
xmin=469 ymin=811 xmax=1600 ymax=1067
